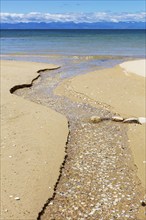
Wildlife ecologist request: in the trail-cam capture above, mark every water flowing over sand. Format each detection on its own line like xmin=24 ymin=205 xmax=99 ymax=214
xmin=16 ymin=59 xmax=146 ymax=219
xmin=1 ymin=59 xmax=145 ymax=220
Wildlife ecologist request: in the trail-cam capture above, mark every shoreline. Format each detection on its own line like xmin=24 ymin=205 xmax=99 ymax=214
xmin=1 ymin=53 xmax=145 ymax=61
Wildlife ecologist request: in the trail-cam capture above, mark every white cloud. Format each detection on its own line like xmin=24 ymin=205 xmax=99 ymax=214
xmin=0 ymin=12 xmax=146 ymax=23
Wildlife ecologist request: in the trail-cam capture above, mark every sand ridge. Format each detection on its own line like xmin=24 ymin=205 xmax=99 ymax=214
xmin=1 ymin=60 xmax=69 ymax=220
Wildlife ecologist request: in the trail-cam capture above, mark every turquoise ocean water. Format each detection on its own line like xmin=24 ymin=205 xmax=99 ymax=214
xmin=1 ymin=29 xmax=145 ymax=56
xmin=1 ymin=29 xmax=145 ymax=77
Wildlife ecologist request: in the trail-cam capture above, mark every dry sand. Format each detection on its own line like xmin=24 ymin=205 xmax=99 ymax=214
xmin=55 ymin=59 xmax=146 ymax=188
xmin=1 ymin=60 xmax=69 ymax=220
xmin=120 ymin=59 xmax=146 ymax=77
xmin=1 ymin=59 xmax=145 ymax=219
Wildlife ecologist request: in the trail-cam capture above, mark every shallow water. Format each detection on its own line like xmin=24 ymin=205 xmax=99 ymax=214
xmin=1 ymin=29 xmax=146 ymax=57
xmin=1 ymin=53 xmax=136 ymax=81
xmin=1 ymin=27 xmax=145 ymax=218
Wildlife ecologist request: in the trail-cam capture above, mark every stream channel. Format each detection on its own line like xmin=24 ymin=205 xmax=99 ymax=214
xmin=11 ymin=55 xmax=144 ymax=220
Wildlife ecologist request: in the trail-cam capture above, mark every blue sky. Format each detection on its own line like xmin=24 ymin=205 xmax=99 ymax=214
xmin=0 ymin=0 xmax=145 ymax=23
xmin=1 ymin=0 xmax=145 ymax=13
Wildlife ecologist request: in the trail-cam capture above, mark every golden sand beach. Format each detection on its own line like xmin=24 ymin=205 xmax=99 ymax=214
xmin=1 ymin=59 xmax=145 ymax=220
xmin=1 ymin=60 xmax=69 ymax=220
xmin=55 ymin=59 xmax=146 ymax=186
xmin=53 ymin=59 xmax=145 ymax=219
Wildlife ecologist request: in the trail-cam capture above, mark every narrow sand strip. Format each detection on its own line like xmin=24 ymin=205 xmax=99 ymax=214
xmin=1 ymin=60 xmax=68 ymax=220
xmin=55 ymin=59 xmax=146 ymax=188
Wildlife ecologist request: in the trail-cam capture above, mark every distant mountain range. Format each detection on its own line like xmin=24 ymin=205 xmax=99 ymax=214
xmin=1 ymin=22 xmax=146 ymax=29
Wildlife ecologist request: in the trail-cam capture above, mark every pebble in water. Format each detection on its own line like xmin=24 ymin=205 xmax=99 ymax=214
xmin=90 ymin=116 xmax=102 ymax=123
xmin=14 ymin=197 xmax=20 ymax=201
xmin=138 ymin=117 xmax=146 ymax=124
xmin=112 ymin=116 xmax=124 ymax=122
xmin=123 ymin=118 xmax=141 ymax=124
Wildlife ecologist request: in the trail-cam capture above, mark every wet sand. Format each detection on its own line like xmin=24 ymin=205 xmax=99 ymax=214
xmin=55 ymin=60 xmax=146 ymax=188
xmin=1 ymin=59 xmax=145 ymax=220
xmin=1 ymin=60 xmax=69 ymax=220
xmin=40 ymin=59 xmax=146 ymax=220
xmin=9 ymin=58 xmax=145 ymax=219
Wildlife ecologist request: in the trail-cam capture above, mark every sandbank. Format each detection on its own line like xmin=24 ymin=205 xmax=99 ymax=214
xmin=55 ymin=59 xmax=146 ymax=188
xmin=1 ymin=60 xmax=68 ymax=220
xmin=120 ymin=59 xmax=146 ymax=77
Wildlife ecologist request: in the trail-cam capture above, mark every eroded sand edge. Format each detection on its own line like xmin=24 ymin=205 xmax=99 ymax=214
xmin=55 ymin=60 xmax=146 ymax=188
xmin=1 ymin=60 xmax=69 ymax=220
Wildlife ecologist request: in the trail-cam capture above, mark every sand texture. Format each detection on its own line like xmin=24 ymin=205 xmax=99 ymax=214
xmin=25 ymin=59 xmax=145 ymax=220
xmin=55 ymin=64 xmax=145 ymax=117
xmin=1 ymin=60 xmax=69 ymax=220
xmin=55 ymin=60 xmax=146 ymax=189
xmin=1 ymin=59 xmax=145 ymax=220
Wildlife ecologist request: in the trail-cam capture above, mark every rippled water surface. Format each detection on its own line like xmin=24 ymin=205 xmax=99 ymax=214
xmin=1 ymin=29 xmax=146 ymax=57
xmin=2 ymin=29 xmax=145 ymax=219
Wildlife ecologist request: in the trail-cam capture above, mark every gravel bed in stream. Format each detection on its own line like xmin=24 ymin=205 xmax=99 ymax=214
xmin=15 ymin=65 xmax=145 ymax=220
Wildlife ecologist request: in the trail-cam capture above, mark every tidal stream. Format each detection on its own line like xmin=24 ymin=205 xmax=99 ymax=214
xmin=13 ymin=55 xmax=144 ymax=220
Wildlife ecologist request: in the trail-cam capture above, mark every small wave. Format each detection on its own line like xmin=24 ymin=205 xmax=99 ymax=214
xmin=71 ymin=55 xmax=132 ymax=61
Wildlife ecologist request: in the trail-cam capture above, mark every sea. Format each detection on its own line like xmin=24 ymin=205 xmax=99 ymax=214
xmin=1 ymin=29 xmax=146 ymax=77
